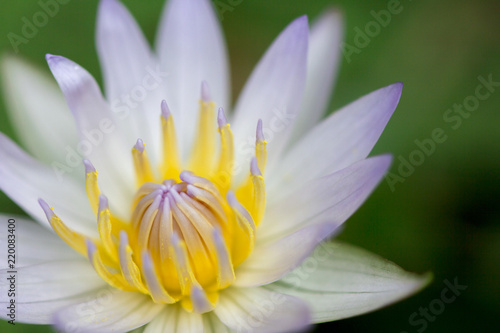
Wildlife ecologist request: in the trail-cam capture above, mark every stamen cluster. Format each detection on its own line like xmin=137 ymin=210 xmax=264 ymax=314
xmin=40 ymin=83 xmax=267 ymax=313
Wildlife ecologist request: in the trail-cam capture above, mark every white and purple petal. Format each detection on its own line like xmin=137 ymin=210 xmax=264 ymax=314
xmin=268 ymin=83 xmax=402 ymax=194
xmin=268 ymin=241 xmax=432 ymax=322
xmin=263 ymin=155 xmax=393 ymax=240
xmin=1 ymin=56 xmax=79 ymax=166
xmin=289 ymin=9 xmax=344 ymax=144
xmin=0 ymin=135 xmax=96 ymax=236
xmin=234 ymin=223 xmax=339 ymax=287
xmin=214 ymin=287 xmax=311 ymax=333
xmin=53 ymin=289 xmax=164 ymax=333
xmin=96 ymin=0 xmax=163 ymax=164
xmin=231 ymin=16 xmax=309 ymax=182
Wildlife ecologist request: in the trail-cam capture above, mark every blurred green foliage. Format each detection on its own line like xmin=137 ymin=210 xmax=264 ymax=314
xmin=0 ymin=0 xmax=499 ymax=332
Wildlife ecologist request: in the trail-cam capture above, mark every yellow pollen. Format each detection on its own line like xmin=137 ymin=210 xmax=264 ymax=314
xmin=41 ymin=92 xmax=267 ymax=313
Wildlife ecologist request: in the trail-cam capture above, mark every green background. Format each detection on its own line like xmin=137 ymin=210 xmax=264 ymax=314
xmin=1 ymin=0 xmax=499 ymax=332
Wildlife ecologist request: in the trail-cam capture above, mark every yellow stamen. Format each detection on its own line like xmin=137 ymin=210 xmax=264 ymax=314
xmin=40 ymin=90 xmax=268 ymax=312
xmin=256 ymin=119 xmax=268 ymax=174
xmin=170 ymin=234 xmax=197 ymax=295
xmin=189 ymin=83 xmax=216 ymax=177
xmin=141 ymin=250 xmax=176 ymax=304
xmin=97 ymin=196 xmax=118 ymax=261
xmin=118 ymin=231 xmax=149 ymax=294
xmin=39 ymin=200 xmax=88 ymax=257
xmin=212 ymin=228 xmax=235 ymax=288
xmin=160 ymin=100 xmax=181 ymax=180
xmin=215 ymin=108 xmax=234 ymax=192
xmin=86 ymin=239 xmax=133 ymax=291
xmin=181 ymin=285 xmax=218 ymax=313
xmin=132 ymin=139 xmax=155 ymax=186
xmin=84 ymin=160 xmax=100 ymax=215
xmin=251 ymin=173 xmax=266 ymax=226
xmin=227 ymin=191 xmax=256 ymax=266
xmin=235 ymin=122 xmax=268 ymax=218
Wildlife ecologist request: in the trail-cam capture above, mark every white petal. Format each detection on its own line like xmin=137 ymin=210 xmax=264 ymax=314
xmin=260 ymin=155 xmax=392 ymax=242
xmin=231 ymin=16 xmax=309 ymax=182
xmin=202 ymin=312 xmax=232 ymax=333
xmin=96 ymin=0 xmax=163 ymax=163
xmin=0 ymin=217 xmax=105 ymax=324
xmin=234 ymin=224 xmax=338 ymax=287
xmin=53 ymin=290 xmax=164 ymax=333
xmin=215 ymin=287 xmax=310 ymax=333
xmin=289 ymin=9 xmax=344 ymax=144
xmin=0 ymin=267 xmax=105 ymax=325
xmin=0 ymin=134 xmax=97 ymax=236
xmin=144 ymin=305 xmax=233 ymax=333
xmin=144 ymin=305 xmax=203 ymax=333
xmin=268 ymin=242 xmax=432 ymax=322
xmin=46 ymin=55 xmax=135 ymax=219
xmin=156 ymin=0 xmax=230 ymax=161
xmin=0 ymin=56 xmax=79 ymax=166
xmin=268 ymin=83 xmax=402 ymax=194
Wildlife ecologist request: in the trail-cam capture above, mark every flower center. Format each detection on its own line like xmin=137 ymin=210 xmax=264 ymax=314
xmin=39 ymin=83 xmax=267 ymax=313
xmin=127 ymin=173 xmax=243 ymax=311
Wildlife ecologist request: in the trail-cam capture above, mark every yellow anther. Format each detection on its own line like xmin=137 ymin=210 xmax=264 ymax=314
xmin=255 ymin=119 xmax=268 ymax=174
xmin=235 ymin=121 xmax=267 ymax=215
xmin=86 ymin=239 xmax=133 ymax=291
xmin=212 ymin=228 xmax=235 ymax=288
xmin=39 ymin=199 xmax=88 ymax=257
xmin=251 ymin=176 xmax=266 ymax=226
xmin=180 ymin=285 xmax=218 ymax=313
xmin=97 ymin=196 xmax=118 ymax=261
xmin=84 ymin=160 xmax=100 ymax=215
xmin=119 ymin=231 xmax=149 ymax=294
xmin=189 ymin=83 xmax=217 ymax=177
xmin=170 ymin=234 xmax=197 ymax=296
xmin=226 ymin=191 xmax=256 ymax=266
xmin=141 ymin=250 xmax=177 ymax=304
xmin=160 ymin=100 xmax=181 ymax=180
xmin=215 ymin=108 xmax=234 ymax=192
xmin=132 ymin=139 xmax=155 ymax=186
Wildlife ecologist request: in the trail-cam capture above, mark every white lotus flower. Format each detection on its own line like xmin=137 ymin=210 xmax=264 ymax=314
xmin=0 ymin=0 xmax=431 ymax=332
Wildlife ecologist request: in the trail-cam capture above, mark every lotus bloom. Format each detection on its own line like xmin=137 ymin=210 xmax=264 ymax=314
xmin=0 ymin=0 xmax=430 ymax=332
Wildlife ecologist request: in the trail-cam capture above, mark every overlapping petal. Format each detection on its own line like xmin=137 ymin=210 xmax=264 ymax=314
xmin=143 ymin=306 xmax=232 ymax=333
xmin=0 ymin=56 xmax=78 ymax=165
xmin=262 ymin=155 xmax=393 ymax=241
xmin=234 ymin=224 xmax=339 ymax=287
xmin=0 ymin=136 xmax=96 ymax=235
xmin=46 ymin=55 xmax=135 ymax=219
xmin=0 ymin=216 xmax=105 ymax=324
xmin=201 ymin=313 xmax=232 ymax=333
xmin=214 ymin=287 xmax=311 ymax=333
xmin=268 ymin=242 xmax=432 ymax=322
xmin=96 ymin=0 xmax=163 ymax=162
xmin=268 ymin=83 xmax=402 ymax=194
xmin=289 ymin=9 xmax=344 ymax=144
xmin=53 ymin=290 xmax=165 ymax=333
xmin=231 ymin=16 xmax=309 ymax=181
xmin=144 ymin=306 xmax=203 ymax=332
